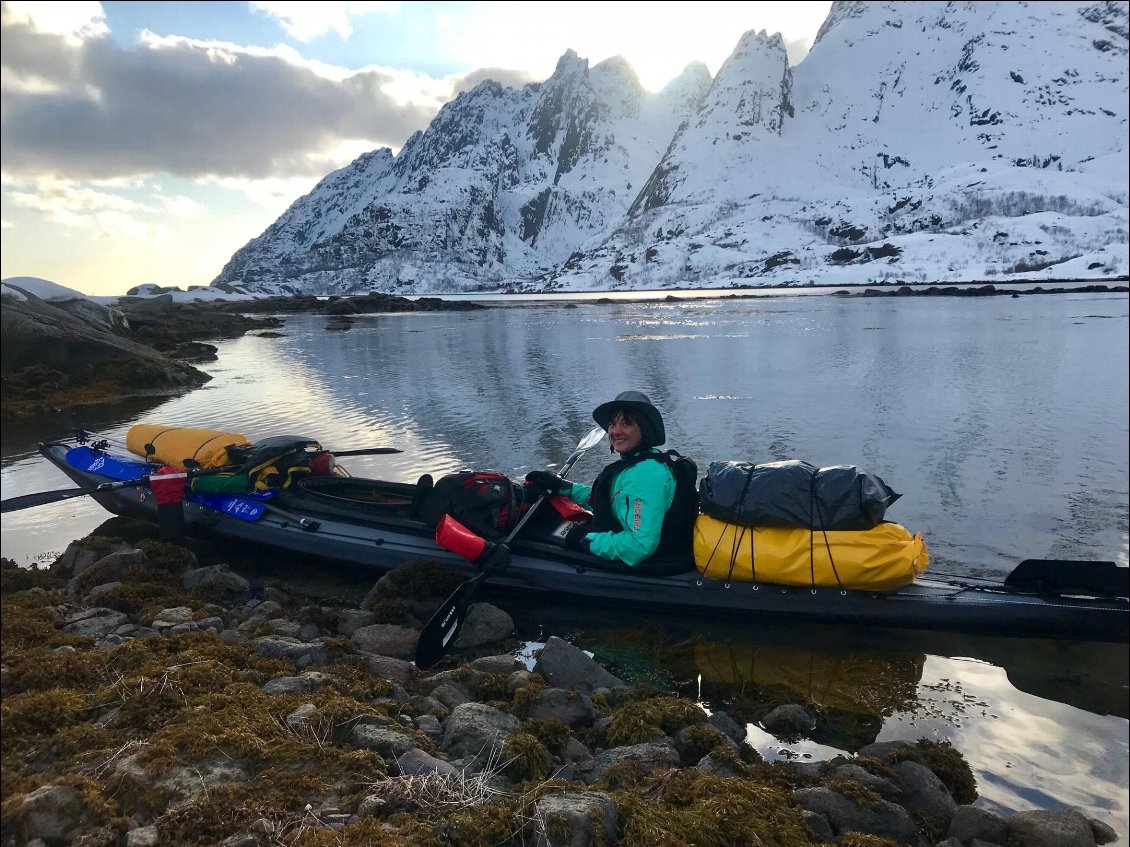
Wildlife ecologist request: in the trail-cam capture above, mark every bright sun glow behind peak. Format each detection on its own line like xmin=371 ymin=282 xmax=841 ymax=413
xmin=459 ymin=2 xmax=830 ymax=90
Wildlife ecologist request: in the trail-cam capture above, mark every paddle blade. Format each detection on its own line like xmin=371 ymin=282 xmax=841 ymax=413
xmin=2 ymin=488 xmax=90 ymax=513
xmin=1 ymin=479 xmax=145 ymax=513
xmin=415 ymin=573 xmax=484 ymax=669
xmin=577 ymin=425 xmax=607 ymax=451
xmin=1006 ymin=559 xmax=1128 ymax=598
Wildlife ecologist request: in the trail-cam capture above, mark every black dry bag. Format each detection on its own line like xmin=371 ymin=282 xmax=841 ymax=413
xmin=698 ymin=459 xmax=900 ymax=531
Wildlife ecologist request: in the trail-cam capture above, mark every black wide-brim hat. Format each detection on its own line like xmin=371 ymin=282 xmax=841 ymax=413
xmin=592 ymin=391 xmax=666 ymax=447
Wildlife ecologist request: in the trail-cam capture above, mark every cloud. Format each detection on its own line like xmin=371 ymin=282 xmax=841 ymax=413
xmin=250 ymin=1 xmax=401 ymax=43
xmin=4 ymin=175 xmax=166 ymax=238
xmin=782 ymin=36 xmax=813 ymax=66
xmin=1 ymin=0 xmax=107 ymax=44
xmin=0 ymin=11 xmax=444 ymax=182
xmin=450 ymin=66 xmax=538 ymax=97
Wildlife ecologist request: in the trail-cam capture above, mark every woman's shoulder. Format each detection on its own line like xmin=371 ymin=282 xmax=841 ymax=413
xmin=625 ymin=452 xmax=677 ymax=483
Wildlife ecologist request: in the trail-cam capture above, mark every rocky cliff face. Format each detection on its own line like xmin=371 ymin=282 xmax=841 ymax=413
xmin=214 ymin=52 xmax=708 ymax=295
xmin=212 ymin=0 xmax=1128 ymax=295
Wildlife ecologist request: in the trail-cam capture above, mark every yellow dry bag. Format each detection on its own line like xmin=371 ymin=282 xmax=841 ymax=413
xmin=126 ymin=424 xmax=250 ymax=470
xmin=693 ymin=514 xmax=928 ymax=592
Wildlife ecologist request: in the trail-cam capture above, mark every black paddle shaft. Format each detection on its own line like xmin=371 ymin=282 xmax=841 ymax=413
xmin=331 ymin=447 xmax=402 ymax=457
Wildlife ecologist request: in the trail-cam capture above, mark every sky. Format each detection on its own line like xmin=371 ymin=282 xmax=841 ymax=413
xmin=0 ymin=0 xmax=833 ymax=297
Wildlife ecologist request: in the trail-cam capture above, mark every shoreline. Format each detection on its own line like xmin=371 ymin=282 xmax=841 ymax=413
xmin=86 ymin=275 xmax=1130 ymax=306
xmin=456 ymin=277 xmax=1130 ymax=300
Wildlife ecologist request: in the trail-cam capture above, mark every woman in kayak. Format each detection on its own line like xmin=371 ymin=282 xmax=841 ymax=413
xmin=526 ymin=391 xmax=698 ymax=570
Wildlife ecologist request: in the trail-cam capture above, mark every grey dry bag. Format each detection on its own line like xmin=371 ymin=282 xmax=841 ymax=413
xmin=697 ymin=459 xmax=901 ymax=531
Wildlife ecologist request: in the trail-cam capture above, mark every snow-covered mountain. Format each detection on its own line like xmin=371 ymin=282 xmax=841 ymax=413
xmin=212 ymin=1 xmax=1129 ymax=295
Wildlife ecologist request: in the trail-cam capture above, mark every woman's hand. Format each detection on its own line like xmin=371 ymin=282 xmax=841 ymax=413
xmin=563 ymin=523 xmax=592 ymax=553
xmin=525 ymin=470 xmax=568 ymax=497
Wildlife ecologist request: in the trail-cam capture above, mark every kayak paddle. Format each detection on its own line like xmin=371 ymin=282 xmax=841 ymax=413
xmin=414 ymin=425 xmax=607 ymax=669
xmin=329 ymin=447 xmax=402 ymax=457
xmin=1 ymin=477 xmax=153 ymax=513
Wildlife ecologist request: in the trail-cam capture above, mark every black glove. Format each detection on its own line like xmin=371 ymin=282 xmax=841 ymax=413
xmin=563 ymin=523 xmax=592 ymax=554
xmin=475 ymin=542 xmax=512 ymax=573
xmin=525 ymin=470 xmax=569 ymax=498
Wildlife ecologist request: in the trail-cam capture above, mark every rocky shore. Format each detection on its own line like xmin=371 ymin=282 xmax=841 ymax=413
xmin=0 ymin=288 xmax=487 ymax=421
xmin=1 ymin=530 xmax=1119 ymax=847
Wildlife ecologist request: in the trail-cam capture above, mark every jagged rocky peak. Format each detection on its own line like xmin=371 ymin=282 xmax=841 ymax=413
xmin=550 ymin=49 xmax=589 ymax=81
xmin=649 ymin=62 xmax=714 ymax=120
xmin=590 ymin=54 xmax=641 ymax=88
xmin=813 ymin=0 xmax=870 ymax=45
xmin=726 ymin=28 xmax=788 ymax=65
xmin=588 ymin=54 xmax=645 ymax=119
xmin=456 ymin=77 xmax=509 ymax=100
xmin=680 ymin=27 xmax=793 ymax=142
xmin=623 ymin=26 xmax=794 ymax=217
xmin=710 ymin=28 xmax=790 ymax=96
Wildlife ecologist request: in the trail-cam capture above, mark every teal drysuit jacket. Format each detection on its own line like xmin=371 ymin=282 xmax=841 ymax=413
xmin=564 ymin=450 xmax=675 ymax=566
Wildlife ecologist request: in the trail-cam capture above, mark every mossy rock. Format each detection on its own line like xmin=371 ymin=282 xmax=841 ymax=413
xmin=603 ymin=695 xmax=706 ymax=747
xmin=887 ymin=739 xmax=976 ymax=805
xmin=374 ymin=559 xmax=465 ymax=601
xmin=613 ymin=769 xmax=815 ymax=847
xmin=502 ymin=732 xmax=551 ymax=782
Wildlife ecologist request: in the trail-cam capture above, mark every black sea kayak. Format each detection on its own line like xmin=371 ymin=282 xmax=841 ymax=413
xmin=34 ymin=440 xmax=1130 ymax=644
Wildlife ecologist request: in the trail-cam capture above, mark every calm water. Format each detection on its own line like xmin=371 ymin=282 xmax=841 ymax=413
xmin=1 ymin=291 xmax=1128 ymax=836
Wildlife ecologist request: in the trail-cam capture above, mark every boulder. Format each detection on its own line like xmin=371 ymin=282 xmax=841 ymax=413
xmin=1006 ymin=807 xmax=1100 ymax=847
xmin=533 ymin=637 xmax=625 ymax=693
xmin=533 ymin=791 xmax=619 ymax=847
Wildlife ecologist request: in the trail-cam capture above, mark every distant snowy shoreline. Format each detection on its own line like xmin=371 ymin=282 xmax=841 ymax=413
xmin=4 ymin=275 xmax=1126 ymax=309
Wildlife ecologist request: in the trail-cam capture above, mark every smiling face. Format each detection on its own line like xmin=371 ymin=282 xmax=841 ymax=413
xmin=607 ymin=410 xmax=643 ymax=454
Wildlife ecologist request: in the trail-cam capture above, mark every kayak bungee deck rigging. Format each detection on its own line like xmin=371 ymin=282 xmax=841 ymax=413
xmin=29 ymin=438 xmax=1130 ymax=644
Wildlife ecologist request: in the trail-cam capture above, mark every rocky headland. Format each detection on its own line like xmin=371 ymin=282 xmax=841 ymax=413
xmin=0 ymin=288 xmax=487 ymax=421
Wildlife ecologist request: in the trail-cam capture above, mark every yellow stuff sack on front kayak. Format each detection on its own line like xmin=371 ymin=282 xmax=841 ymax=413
xmin=693 ymin=514 xmax=928 ymax=591
xmin=126 ymin=424 xmax=251 ymax=470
